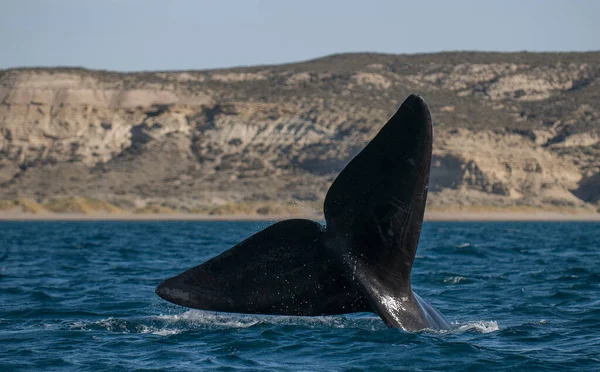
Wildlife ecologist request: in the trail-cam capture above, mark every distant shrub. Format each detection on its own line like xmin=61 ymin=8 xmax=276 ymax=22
xmin=44 ymin=197 xmax=121 ymax=214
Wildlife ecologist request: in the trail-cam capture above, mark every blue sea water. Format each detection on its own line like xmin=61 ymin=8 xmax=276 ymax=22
xmin=0 ymin=221 xmax=599 ymax=371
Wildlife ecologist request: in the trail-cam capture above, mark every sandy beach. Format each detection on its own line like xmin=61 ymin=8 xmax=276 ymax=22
xmin=1 ymin=211 xmax=599 ymax=222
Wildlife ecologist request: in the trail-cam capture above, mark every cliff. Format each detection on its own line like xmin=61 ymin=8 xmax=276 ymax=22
xmin=1 ymin=52 xmax=599 ymax=215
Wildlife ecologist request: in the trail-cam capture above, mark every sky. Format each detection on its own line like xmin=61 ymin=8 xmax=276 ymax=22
xmin=1 ymin=0 xmax=598 ymax=72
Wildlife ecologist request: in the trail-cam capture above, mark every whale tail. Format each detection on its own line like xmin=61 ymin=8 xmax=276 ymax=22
xmin=156 ymin=95 xmax=444 ymax=330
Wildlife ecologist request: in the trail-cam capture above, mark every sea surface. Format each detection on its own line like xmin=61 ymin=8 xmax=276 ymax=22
xmin=0 ymin=221 xmax=599 ymax=371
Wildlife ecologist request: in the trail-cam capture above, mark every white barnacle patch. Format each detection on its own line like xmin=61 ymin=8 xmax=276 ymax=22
xmin=407 ymin=158 xmax=416 ymax=166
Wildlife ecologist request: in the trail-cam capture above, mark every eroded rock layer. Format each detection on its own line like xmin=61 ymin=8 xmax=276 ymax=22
xmin=1 ymin=52 xmax=599 ymax=213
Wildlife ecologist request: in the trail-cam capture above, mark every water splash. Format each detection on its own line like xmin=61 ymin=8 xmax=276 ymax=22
xmin=444 ymin=276 xmax=467 ymax=284
xmin=454 ymin=320 xmax=500 ymax=334
xmin=69 ymin=317 xmax=184 ymax=336
xmin=155 ymin=310 xmax=386 ymax=331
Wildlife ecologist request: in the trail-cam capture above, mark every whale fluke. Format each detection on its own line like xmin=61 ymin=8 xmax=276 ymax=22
xmin=156 ymin=95 xmax=449 ymax=331
xmin=156 ymin=219 xmax=370 ymax=316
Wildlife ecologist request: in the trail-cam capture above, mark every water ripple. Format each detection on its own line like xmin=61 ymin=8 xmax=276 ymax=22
xmin=0 ymin=221 xmax=599 ymax=370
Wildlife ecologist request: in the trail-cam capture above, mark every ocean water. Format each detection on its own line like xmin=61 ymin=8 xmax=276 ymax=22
xmin=0 ymin=221 xmax=599 ymax=371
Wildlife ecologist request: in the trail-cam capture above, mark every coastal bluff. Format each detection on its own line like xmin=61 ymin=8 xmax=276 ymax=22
xmin=1 ymin=52 xmax=599 ymax=216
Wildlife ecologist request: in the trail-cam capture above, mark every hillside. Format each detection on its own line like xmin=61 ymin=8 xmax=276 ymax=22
xmin=1 ymin=52 xmax=599 ymax=216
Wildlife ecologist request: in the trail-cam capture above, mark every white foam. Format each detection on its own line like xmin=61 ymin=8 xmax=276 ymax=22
xmin=69 ymin=317 xmax=183 ymax=336
xmin=69 ymin=321 xmax=90 ymax=330
xmin=138 ymin=325 xmax=183 ymax=336
xmin=154 ymin=310 xmax=260 ymax=328
xmin=455 ymin=320 xmax=500 ymax=333
xmin=155 ymin=310 xmax=384 ymax=330
xmin=68 ymin=310 xmax=430 ymax=334
xmin=444 ymin=276 xmax=466 ymax=284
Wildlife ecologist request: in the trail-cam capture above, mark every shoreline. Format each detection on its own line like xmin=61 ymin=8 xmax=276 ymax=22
xmin=0 ymin=211 xmax=599 ymax=222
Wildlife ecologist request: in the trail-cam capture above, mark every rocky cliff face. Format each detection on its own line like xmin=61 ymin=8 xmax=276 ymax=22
xmin=1 ymin=52 xmax=599 ymax=213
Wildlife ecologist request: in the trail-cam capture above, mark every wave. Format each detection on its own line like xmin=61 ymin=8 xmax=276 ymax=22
xmin=154 ymin=310 xmax=386 ymax=331
xmin=444 ymin=276 xmax=467 ymax=284
xmin=69 ymin=317 xmax=185 ymax=336
xmin=453 ymin=320 xmax=500 ymax=334
xmin=67 ymin=310 xmax=500 ymax=336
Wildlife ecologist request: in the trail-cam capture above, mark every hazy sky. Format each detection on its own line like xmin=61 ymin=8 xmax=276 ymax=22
xmin=1 ymin=0 xmax=598 ymax=71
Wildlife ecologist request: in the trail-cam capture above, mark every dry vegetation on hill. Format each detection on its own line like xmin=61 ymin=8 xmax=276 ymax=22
xmin=1 ymin=52 xmax=599 ymax=216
